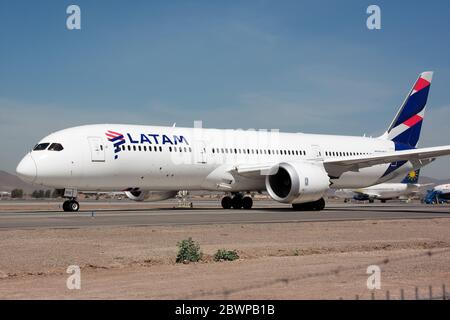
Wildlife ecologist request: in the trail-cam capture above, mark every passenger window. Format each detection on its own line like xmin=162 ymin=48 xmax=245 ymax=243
xmin=48 ymin=143 xmax=64 ymax=151
xmin=34 ymin=143 xmax=50 ymax=151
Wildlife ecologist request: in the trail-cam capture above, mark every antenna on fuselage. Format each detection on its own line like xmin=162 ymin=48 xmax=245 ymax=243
xmin=172 ymin=123 xmax=176 ymax=127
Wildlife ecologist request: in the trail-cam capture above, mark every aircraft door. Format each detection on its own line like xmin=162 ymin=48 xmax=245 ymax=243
xmin=88 ymin=137 xmax=105 ymax=162
xmin=310 ymin=145 xmax=323 ymax=160
xmin=194 ymin=140 xmax=207 ymax=164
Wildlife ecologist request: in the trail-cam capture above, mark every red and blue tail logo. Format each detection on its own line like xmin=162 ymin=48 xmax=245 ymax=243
xmin=386 ymin=71 xmax=433 ymax=148
xmin=105 ymin=130 xmax=125 ymax=159
xmin=381 ymin=72 xmax=432 ymax=178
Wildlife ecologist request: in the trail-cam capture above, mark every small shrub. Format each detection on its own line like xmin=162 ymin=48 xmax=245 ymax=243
xmin=176 ymin=238 xmax=203 ymax=263
xmin=214 ymin=249 xmax=239 ymax=262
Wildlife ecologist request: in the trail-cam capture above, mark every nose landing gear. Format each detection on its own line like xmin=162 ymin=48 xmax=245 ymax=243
xmin=61 ymin=188 xmax=80 ymax=212
xmin=63 ymin=200 xmax=80 ymax=212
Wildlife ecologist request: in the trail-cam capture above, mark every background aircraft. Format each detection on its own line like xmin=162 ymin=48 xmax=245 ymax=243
xmin=335 ymin=170 xmax=431 ymax=203
xmin=424 ymin=184 xmax=450 ymax=204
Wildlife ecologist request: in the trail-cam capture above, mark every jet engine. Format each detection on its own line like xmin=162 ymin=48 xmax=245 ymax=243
xmin=265 ymin=162 xmax=330 ymax=204
xmin=124 ymin=190 xmax=178 ymax=202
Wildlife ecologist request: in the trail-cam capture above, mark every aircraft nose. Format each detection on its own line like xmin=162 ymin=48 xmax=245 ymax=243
xmin=16 ymin=153 xmax=37 ymax=183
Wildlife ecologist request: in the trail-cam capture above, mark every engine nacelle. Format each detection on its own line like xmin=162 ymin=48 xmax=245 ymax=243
xmin=265 ymin=162 xmax=330 ymax=204
xmin=124 ymin=190 xmax=178 ymax=202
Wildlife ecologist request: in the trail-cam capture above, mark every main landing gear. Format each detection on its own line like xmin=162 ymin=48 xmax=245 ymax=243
xmin=61 ymin=188 xmax=80 ymax=212
xmin=221 ymin=193 xmax=253 ymax=209
xmin=292 ymin=198 xmax=325 ymax=211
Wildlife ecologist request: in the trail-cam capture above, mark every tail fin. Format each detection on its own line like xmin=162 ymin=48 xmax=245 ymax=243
xmin=401 ymin=169 xmax=420 ymax=184
xmin=382 ymin=71 xmax=433 ymax=148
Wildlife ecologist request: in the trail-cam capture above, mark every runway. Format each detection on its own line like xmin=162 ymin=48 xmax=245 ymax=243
xmin=0 ymin=201 xmax=449 ymax=229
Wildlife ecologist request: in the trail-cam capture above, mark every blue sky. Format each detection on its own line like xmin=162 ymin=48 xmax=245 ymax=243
xmin=1 ymin=0 xmax=450 ymax=178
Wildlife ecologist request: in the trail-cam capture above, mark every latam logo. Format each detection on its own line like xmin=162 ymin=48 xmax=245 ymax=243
xmin=105 ymin=130 xmax=125 ymax=159
xmin=105 ymin=130 xmax=189 ymax=159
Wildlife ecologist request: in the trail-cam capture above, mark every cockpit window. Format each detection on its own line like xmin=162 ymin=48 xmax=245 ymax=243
xmin=48 ymin=143 xmax=64 ymax=151
xmin=33 ymin=143 xmax=50 ymax=151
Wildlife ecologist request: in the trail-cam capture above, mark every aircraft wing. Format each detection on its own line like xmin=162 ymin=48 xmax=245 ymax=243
xmin=230 ymin=145 xmax=450 ymax=179
xmin=415 ymin=183 xmax=434 ymax=188
xmin=323 ymin=145 xmax=450 ymax=178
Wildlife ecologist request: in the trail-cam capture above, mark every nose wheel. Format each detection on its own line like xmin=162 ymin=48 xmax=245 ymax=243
xmin=63 ymin=200 xmax=80 ymax=212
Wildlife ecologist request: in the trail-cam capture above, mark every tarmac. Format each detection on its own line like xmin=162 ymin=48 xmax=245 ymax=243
xmin=0 ymin=200 xmax=449 ymax=229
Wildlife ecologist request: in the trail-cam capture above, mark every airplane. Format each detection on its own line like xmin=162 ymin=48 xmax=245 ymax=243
xmin=0 ymin=191 xmax=11 ymax=198
xmin=334 ymin=169 xmax=431 ymax=203
xmin=15 ymin=71 xmax=450 ymax=212
xmin=424 ymin=184 xmax=450 ymax=204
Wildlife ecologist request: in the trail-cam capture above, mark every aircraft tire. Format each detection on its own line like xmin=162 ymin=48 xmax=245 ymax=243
xmin=62 ymin=200 xmax=70 ymax=212
xmin=242 ymin=196 xmax=253 ymax=209
xmin=231 ymin=196 xmax=243 ymax=209
xmin=292 ymin=198 xmax=325 ymax=211
xmin=221 ymin=196 xmax=232 ymax=209
xmin=313 ymin=198 xmax=326 ymax=211
xmin=69 ymin=200 xmax=80 ymax=212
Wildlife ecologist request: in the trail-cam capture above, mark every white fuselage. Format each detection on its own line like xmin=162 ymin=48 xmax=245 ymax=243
xmin=18 ymin=124 xmax=415 ymax=192
xmin=335 ymin=183 xmax=419 ymax=200
xmin=433 ymin=184 xmax=450 ymax=193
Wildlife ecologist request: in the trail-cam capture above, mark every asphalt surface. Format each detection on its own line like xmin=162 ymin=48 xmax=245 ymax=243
xmin=0 ymin=201 xmax=449 ymax=229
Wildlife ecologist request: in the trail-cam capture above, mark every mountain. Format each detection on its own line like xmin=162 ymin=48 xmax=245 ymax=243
xmin=0 ymin=170 xmax=37 ymax=193
xmin=418 ymin=176 xmax=450 ymax=186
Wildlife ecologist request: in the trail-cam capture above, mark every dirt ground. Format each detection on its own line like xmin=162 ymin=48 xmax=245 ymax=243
xmin=0 ymin=218 xmax=449 ymax=299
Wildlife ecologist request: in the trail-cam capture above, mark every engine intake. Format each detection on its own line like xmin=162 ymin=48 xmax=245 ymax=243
xmin=266 ymin=162 xmax=330 ymax=204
